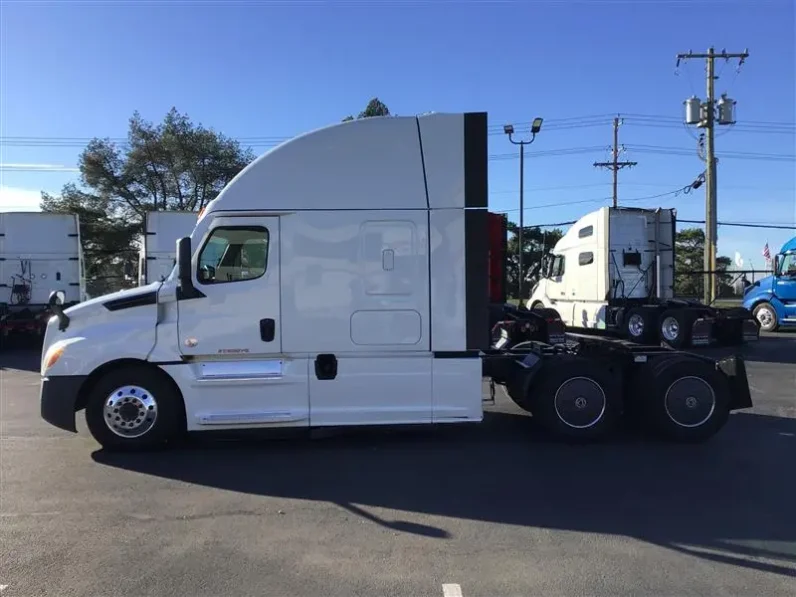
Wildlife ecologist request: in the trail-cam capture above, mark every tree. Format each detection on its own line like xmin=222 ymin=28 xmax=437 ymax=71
xmin=674 ymin=227 xmax=733 ymax=299
xmin=505 ymin=222 xmax=564 ymax=299
xmin=342 ymin=98 xmax=390 ymax=122
xmin=79 ymin=107 xmax=256 ymax=218
xmin=41 ymin=184 xmax=140 ymax=297
xmin=40 ymin=108 xmax=256 ymax=295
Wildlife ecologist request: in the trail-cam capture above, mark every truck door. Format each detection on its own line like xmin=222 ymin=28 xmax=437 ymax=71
xmin=776 ymin=252 xmax=796 ymax=321
xmin=545 ymin=254 xmax=573 ymax=324
xmin=176 ymin=216 xmax=309 ymax=427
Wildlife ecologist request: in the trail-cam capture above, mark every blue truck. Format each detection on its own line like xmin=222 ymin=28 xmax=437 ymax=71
xmin=742 ymin=236 xmax=796 ymax=332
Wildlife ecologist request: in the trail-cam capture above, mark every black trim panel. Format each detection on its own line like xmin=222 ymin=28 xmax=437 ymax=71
xmin=103 ymin=291 xmax=157 ymax=311
xmin=177 ymin=285 xmax=206 ymax=301
xmin=433 ymin=350 xmax=481 ymax=359
xmin=40 ymin=375 xmax=87 ymax=433
xmin=464 ymin=209 xmax=490 ymax=351
xmin=463 ymin=112 xmax=488 ymax=209
xmin=415 ymin=118 xmax=431 ymax=209
xmin=151 ymin=360 xmax=186 ymax=366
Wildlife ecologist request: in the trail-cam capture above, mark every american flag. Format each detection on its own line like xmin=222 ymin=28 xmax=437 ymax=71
xmin=762 ymin=242 xmax=771 ymax=261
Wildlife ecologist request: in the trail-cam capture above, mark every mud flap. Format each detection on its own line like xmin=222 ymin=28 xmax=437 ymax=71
xmin=691 ymin=317 xmax=714 ymax=346
xmin=715 ymin=355 xmax=753 ymax=411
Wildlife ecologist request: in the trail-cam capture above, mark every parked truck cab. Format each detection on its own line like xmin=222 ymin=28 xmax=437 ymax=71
xmin=742 ymin=236 xmax=796 ymax=331
xmin=38 ymin=112 xmax=754 ymax=452
xmin=526 ymin=206 xmax=759 ymax=348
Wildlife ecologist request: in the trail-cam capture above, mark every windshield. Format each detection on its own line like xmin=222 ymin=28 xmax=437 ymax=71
xmin=778 ymin=252 xmax=796 ymax=276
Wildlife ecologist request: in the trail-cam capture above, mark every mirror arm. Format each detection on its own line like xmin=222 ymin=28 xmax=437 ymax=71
xmin=47 ymin=291 xmax=70 ymax=332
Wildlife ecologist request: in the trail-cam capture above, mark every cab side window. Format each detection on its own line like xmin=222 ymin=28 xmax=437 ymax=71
xmin=197 ymin=226 xmax=269 ymax=284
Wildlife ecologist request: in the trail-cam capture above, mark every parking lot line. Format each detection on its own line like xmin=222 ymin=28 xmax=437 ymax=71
xmin=442 ymin=583 xmax=463 ymax=597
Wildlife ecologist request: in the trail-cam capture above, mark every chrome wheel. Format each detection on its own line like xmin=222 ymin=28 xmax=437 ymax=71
xmin=756 ymin=307 xmax=774 ymax=329
xmin=554 ymin=377 xmax=606 ymax=429
xmin=103 ymin=385 xmax=158 ymax=439
xmin=661 ymin=316 xmax=680 ymax=342
xmin=664 ymin=376 xmax=715 ymax=428
xmin=628 ymin=313 xmax=645 ymax=337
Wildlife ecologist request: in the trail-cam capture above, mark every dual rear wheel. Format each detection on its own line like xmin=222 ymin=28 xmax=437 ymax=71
xmin=519 ymin=354 xmax=731 ymax=442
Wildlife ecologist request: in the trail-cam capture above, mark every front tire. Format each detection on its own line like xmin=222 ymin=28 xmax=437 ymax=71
xmin=85 ymin=365 xmax=184 ymax=452
xmin=753 ymin=303 xmax=778 ymax=332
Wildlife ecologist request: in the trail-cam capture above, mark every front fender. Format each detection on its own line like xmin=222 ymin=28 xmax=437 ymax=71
xmin=42 ymin=319 xmax=157 ymax=378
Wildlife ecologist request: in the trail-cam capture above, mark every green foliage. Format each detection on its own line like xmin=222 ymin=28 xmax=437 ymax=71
xmin=674 ymin=227 xmax=734 ymax=299
xmin=342 ymin=98 xmax=390 ymax=122
xmin=79 ymin=107 xmax=256 ymax=217
xmin=40 ymin=184 xmax=140 ymax=296
xmin=505 ymin=222 xmax=564 ymax=299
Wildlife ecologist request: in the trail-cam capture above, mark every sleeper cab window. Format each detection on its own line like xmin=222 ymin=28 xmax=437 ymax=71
xmin=579 ymin=251 xmax=594 ymax=266
xmin=197 ymin=226 xmax=269 ymax=284
xmin=578 ymin=225 xmax=594 ymax=239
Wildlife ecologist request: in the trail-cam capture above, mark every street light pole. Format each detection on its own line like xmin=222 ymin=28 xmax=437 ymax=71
xmin=504 ymin=118 xmax=543 ymax=302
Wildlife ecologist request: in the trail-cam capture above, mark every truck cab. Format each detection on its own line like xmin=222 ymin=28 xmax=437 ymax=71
xmin=526 ymin=206 xmax=758 ymax=348
xmin=36 ymin=112 xmax=755 ymax=451
xmin=742 ymin=237 xmax=796 ymax=331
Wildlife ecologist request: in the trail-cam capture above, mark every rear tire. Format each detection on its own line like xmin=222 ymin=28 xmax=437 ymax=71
xmin=658 ymin=308 xmax=696 ymax=349
xmin=622 ymin=307 xmax=657 ymax=344
xmin=638 ymin=355 xmax=731 ymax=442
xmin=530 ymin=356 xmax=621 ymax=441
xmin=85 ymin=365 xmax=184 ymax=452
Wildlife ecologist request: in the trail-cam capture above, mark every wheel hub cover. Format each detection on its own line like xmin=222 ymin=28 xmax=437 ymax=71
xmin=664 ymin=376 xmax=716 ymax=428
xmin=103 ymin=385 xmax=159 ymax=439
xmin=554 ymin=377 xmax=606 ymax=429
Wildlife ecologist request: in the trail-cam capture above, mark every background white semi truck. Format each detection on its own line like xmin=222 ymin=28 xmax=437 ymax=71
xmin=526 ymin=205 xmax=759 ymax=348
xmin=0 ymin=212 xmax=85 ymax=346
xmin=137 ymin=211 xmax=198 ymax=286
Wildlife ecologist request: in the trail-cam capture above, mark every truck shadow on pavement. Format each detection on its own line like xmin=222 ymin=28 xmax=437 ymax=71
xmin=93 ymin=409 xmax=796 ymax=579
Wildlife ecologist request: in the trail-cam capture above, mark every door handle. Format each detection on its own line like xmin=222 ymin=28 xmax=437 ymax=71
xmin=260 ymin=318 xmax=275 ymax=342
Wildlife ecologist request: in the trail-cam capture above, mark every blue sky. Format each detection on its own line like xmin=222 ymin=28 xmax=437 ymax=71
xmin=1 ymin=0 xmax=794 ymax=269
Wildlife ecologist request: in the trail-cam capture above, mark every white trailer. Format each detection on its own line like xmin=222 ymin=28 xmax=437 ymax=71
xmin=526 ymin=206 xmax=759 ymax=348
xmin=0 ymin=212 xmax=84 ymax=344
xmin=38 ymin=112 xmax=753 ymax=451
xmin=138 ymin=211 xmax=198 ymax=286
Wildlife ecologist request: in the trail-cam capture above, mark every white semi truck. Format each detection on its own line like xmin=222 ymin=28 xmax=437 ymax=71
xmin=0 ymin=212 xmax=85 ymax=346
xmin=527 ymin=206 xmax=760 ymax=349
xmin=138 ymin=211 xmax=198 ymax=286
xmin=38 ymin=112 xmax=753 ymax=451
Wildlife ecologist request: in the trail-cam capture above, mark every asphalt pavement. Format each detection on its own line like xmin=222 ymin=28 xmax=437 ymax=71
xmin=1 ymin=337 xmax=795 ymax=597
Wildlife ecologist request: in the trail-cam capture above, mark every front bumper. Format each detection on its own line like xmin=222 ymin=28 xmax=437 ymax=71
xmin=40 ymin=375 xmax=88 ymax=432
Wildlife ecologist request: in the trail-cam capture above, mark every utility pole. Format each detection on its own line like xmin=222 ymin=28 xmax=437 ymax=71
xmin=677 ymin=47 xmax=748 ymax=304
xmin=504 ymin=118 xmax=544 ymax=301
xmin=593 ymin=116 xmax=637 ymax=208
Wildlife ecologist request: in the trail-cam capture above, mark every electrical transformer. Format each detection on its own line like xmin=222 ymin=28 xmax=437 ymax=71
xmin=717 ymin=94 xmax=736 ymax=125
xmin=684 ymin=96 xmax=702 ymax=125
